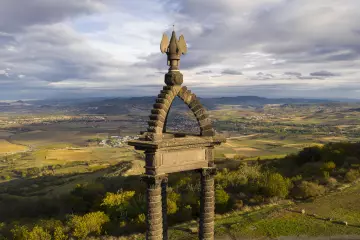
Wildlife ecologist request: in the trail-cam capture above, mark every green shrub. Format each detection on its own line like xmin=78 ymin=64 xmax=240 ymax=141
xmin=167 ymin=199 xmax=178 ymax=215
xmin=291 ymin=181 xmax=325 ymax=199
xmin=134 ymin=213 xmax=146 ymax=224
xmin=11 ymin=225 xmax=30 ymax=240
xmin=290 ymin=175 xmax=302 ymax=182
xmin=322 ymin=161 xmax=336 ymax=172
xmin=0 ymin=175 xmax=11 ymax=181
xmin=68 ymin=211 xmax=109 ymax=239
xmin=28 ymin=226 xmax=51 ymax=240
xmin=260 ymin=172 xmax=292 ymax=198
xmin=233 ymin=199 xmax=244 ymax=210
xmin=299 ymin=162 xmax=323 ymax=177
xmin=215 ymin=188 xmax=230 ymax=205
xmin=322 ymin=171 xmax=330 ymax=179
xmin=215 ymin=188 xmax=230 ymax=212
xmin=53 ymin=226 xmax=68 ymax=240
xmin=344 ymin=169 xmax=360 ymax=182
xmin=215 ymin=163 xmax=261 ymax=192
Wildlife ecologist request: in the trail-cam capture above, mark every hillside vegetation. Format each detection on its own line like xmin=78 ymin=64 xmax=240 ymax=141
xmin=0 ymin=142 xmax=359 ymax=239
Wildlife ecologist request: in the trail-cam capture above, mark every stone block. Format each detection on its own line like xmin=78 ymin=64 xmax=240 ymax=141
xmin=156 ymin=98 xmax=170 ymax=105
xmin=202 ymin=129 xmax=215 ymax=136
xmin=191 ymin=103 xmax=204 ymax=113
xmin=198 ymin=113 xmax=210 ymax=121
xmin=201 ymin=124 xmax=214 ymax=133
xmin=178 ymin=86 xmax=187 ymax=95
xmin=189 ymin=99 xmax=201 ymax=109
xmin=200 ymin=118 xmax=212 ymax=127
xmin=148 ymin=120 xmax=164 ymax=128
xmin=147 ymin=126 xmax=163 ymax=134
xmin=149 ymin=114 xmax=165 ymax=122
xmin=165 ymin=71 xmax=183 ymax=85
xmin=151 ymin=109 xmax=166 ymax=118
xmin=153 ymin=103 xmax=169 ymax=112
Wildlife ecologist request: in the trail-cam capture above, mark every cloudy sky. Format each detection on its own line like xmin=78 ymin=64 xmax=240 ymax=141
xmin=1 ymin=0 xmax=360 ymax=100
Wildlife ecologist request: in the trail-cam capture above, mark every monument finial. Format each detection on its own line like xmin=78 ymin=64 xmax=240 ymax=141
xmin=160 ymin=28 xmax=187 ymax=71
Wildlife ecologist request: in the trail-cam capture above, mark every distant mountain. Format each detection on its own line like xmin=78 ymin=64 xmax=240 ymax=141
xmin=74 ymin=95 xmax=339 ymax=115
xmin=1 ymin=95 xmax=358 ymax=115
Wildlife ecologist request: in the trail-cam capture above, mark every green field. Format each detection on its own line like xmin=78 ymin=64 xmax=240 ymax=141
xmin=164 ymin=182 xmax=360 ymax=240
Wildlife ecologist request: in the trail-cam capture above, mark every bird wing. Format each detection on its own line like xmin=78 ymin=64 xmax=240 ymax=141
xmin=160 ymin=33 xmax=169 ymax=53
xmin=177 ymin=35 xmax=187 ymax=55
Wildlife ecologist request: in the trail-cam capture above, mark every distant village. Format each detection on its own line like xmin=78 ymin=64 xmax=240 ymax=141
xmin=88 ymin=135 xmax=140 ymax=148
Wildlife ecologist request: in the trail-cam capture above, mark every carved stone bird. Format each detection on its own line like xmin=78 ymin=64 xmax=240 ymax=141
xmin=160 ymin=28 xmax=187 ymax=71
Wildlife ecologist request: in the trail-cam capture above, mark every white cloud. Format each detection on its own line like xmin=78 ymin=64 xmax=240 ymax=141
xmin=0 ymin=0 xmax=360 ymax=99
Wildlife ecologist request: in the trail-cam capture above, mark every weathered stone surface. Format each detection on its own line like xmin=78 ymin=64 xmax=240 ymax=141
xmin=161 ymin=178 xmax=168 ymax=240
xmin=199 ymin=167 xmax=216 ymax=240
xmin=191 ymin=103 xmax=204 ymax=113
xmin=127 ymin=72 xmax=227 ymax=240
xmin=149 ymin=114 xmax=165 ymax=122
xmin=200 ymin=118 xmax=212 ymax=128
xmin=201 ymin=124 xmax=213 ymax=132
xmin=153 ymin=103 xmax=169 ymax=111
xmin=142 ymin=175 xmax=168 ymax=240
xmin=156 ymin=98 xmax=170 ymax=105
xmin=194 ymin=107 xmax=206 ymax=117
xmin=147 ymin=126 xmax=162 ymax=134
xmin=197 ymin=113 xmax=210 ymax=121
xmin=151 ymin=108 xmax=166 ymax=117
xmin=189 ymin=99 xmax=201 ymax=109
xmin=165 ymin=71 xmax=183 ymax=85
xmin=148 ymin=120 xmax=164 ymax=128
xmin=177 ymin=86 xmax=187 ymax=97
xmin=184 ymin=93 xmax=195 ymax=105
xmin=202 ymin=129 xmax=215 ymax=136
xmin=205 ymin=148 xmax=214 ymax=162
xmin=163 ymin=85 xmax=173 ymax=91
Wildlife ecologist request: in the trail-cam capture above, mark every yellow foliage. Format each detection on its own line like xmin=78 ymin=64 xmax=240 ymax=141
xmin=101 ymin=190 xmax=135 ymax=208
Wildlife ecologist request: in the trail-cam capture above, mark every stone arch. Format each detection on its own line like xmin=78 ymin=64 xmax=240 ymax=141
xmin=147 ymin=85 xmax=214 ymax=137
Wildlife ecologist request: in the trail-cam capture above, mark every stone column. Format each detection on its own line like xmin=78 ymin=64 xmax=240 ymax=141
xmin=199 ymin=167 xmax=216 ymax=240
xmin=142 ymin=175 xmax=164 ymax=240
xmin=161 ymin=177 xmax=168 ymax=240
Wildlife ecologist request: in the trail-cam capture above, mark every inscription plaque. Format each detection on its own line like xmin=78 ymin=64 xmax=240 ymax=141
xmin=158 ymin=148 xmax=208 ymax=174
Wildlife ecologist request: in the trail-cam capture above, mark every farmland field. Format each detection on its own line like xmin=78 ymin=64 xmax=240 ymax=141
xmin=0 ymin=100 xmax=360 ymax=239
xmin=0 ymin=139 xmax=28 ymax=155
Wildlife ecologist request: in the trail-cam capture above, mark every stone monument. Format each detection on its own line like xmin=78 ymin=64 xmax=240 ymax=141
xmin=128 ymin=28 xmax=225 ymax=240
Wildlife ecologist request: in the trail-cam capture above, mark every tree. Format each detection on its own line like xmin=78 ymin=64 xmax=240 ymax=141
xmin=296 ymin=146 xmax=322 ymax=165
xmin=101 ymin=190 xmax=135 ymax=220
xmin=68 ymin=211 xmax=109 ymax=239
xmin=261 ymin=172 xmax=292 ymax=198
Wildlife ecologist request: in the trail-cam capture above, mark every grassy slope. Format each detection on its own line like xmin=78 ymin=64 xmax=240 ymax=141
xmin=164 ymin=183 xmax=360 ymax=240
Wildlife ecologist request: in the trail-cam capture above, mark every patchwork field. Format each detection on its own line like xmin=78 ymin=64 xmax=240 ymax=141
xmin=0 ymin=139 xmax=28 ymax=155
xmin=0 ymin=102 xmax=360 ymax=239
xmin=214 ymin=133 xmax=326 ymax=161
